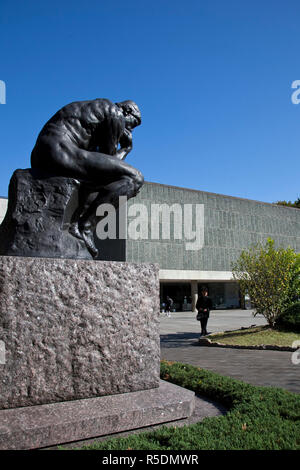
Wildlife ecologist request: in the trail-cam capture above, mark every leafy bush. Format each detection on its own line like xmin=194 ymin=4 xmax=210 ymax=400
xmin=276 ymin=302 xmax=300 ymax=332
xmin=232 ymin=238 xmax=300 ymax=327
xmin=77 ymin=361 xmax=300 ymax=450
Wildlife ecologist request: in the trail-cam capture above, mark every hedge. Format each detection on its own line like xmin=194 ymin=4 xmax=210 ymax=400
xmin=276 ymin=302 xmax=300 ymax=332
xmin=76 ymin=361 xmax=300 ymax=450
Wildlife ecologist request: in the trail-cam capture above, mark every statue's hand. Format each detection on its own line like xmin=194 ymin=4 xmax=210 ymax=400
xmin=116 ymin=146 xmax=131 ymax=161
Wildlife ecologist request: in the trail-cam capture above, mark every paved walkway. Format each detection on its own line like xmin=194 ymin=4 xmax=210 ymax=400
xmin=160 ymin=310 xmax=300 ymax=393
xmin=51 ymin=309 xmax=299 ymax=449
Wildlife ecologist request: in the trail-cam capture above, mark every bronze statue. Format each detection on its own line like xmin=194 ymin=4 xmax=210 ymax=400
xmin=0 ymin=99 xmax=143 ymax=259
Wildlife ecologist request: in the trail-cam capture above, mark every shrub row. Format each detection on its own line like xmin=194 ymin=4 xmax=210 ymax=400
xmin=77 ymin=361 xmax=300 ymax=450
xmin=276 ymin=302 xmax=300 ymax=332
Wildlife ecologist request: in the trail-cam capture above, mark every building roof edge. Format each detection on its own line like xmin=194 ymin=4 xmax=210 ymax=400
xmin=144 ymin=181 xmax=300 ymax=211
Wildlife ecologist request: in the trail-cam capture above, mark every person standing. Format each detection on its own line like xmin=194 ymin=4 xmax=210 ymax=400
xmin=165 ymin=296 xmax=173 ymax=317
xmin=196 ymin=287 xmax=213 ymax=336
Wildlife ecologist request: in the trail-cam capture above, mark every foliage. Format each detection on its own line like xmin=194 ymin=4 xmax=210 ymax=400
xmin=276 ymin=302 xmax=300 ymax=332
xmin=210 ymin=326 xmax=300 ymax=346
xmin=75 ymin=361 xmax=300 ymax=450
xmin=276 ymin=198 xmax=300 ymax=209
xmin=232 ymin=238 xmax=300 ymax=327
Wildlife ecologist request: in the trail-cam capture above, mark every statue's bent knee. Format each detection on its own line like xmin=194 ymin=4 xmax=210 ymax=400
xmin=132 ymin=169 xmax=144 ymax=189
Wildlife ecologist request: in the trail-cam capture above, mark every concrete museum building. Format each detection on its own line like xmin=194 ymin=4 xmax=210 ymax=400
xmin=1 ymin=181 xmax=299 ymax=312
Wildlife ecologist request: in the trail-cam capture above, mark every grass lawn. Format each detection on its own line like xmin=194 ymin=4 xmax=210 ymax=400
xmin=73 ymin=361 xmax=300 ymax=450
xmin=209 ymin=326 xmax=300 ymax=347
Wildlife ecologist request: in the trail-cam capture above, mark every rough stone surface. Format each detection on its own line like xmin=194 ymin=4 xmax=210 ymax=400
xmin=0 ymin=380 xmax=195 ymax=450
xmin=0 ymin=256 xmax=160 ymax=409
xmin=0 ymin=168 xmax=92 ymax=260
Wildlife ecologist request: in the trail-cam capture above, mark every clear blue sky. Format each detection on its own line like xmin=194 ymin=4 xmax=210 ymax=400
xmin=0 ymin=0 xmax=299 ymax=203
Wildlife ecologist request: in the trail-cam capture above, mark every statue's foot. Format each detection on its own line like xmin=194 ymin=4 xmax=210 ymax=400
xmin=70 ymin=218 xmax=98 ymax=258
xmin=69 ymin=222 xmax=84 ymax=240
xmin=81 ymin=229 xmax=99 ymax=258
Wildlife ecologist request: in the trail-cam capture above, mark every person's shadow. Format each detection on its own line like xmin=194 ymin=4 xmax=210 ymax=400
xmin=160 ymin=332 xmax=200 ymax=348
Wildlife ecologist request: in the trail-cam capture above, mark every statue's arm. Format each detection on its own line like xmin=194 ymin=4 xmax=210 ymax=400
xmin=95 ymin=111 xmax=133 ymax=160
xmin=116 ymin=128 xmax=132 ymax=160
xmin=105 ymin=118 xmax=132 ymax=161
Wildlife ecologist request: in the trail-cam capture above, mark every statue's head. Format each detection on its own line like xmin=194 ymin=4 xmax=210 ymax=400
xmin=116 ymin=100 xmax=141 ymax=130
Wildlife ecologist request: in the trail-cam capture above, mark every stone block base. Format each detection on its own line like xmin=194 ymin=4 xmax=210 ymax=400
xmin=0 ymin=168 xmax=93 ymax=260
xmin=0 ymin=380 xmax=195 ymax=450
xmin=0 ymin=256 xmax=160 ymax=409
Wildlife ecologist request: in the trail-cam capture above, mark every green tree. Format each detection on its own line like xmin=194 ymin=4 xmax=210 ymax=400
xmin=232 ymin=239 xmax=300 ymax=327
xmin=276 ymin=198 xmax=300 ymax=209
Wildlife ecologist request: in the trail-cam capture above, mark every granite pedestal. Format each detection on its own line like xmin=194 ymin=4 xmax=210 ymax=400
xmin=0 ymin=256 xmax=195 ymax=449
xmin=0 ymin=380 xmax=195 ymax=450
xmin=0 ymin=256 xmax=160 ymax=409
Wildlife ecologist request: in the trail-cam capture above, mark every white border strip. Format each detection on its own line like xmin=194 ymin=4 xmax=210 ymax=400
xmin=159 ymin=269 xmax=234 ymax=281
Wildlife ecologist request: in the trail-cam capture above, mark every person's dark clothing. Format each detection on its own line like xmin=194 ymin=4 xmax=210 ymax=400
xmin=196 ymin=295 xmax=213 ymax=317
xmin=165 ymin=297 xmax=173 ymax=312
xmin=200 ymin=317 xmax=208 ymax=335
xmin=196 ymin=295 xmax=213 ymax=336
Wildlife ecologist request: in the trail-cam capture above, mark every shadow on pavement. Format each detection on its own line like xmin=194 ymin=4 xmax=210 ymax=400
xmin=160 ymin=332 xmax=200 ymax=348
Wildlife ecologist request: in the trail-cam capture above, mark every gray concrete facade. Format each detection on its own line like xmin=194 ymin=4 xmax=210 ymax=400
xmin=0 ymin=198 xmax=7 ymax=225
xmin=1 ymin=181 xmax=300 ymax=310
xmin=126 ymin=182 xmax=300 ymax=271
xmin=124 ymin=182 xmax=300 ymax=310
xmin=2 ymin=182 xmax=299 ymax=268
